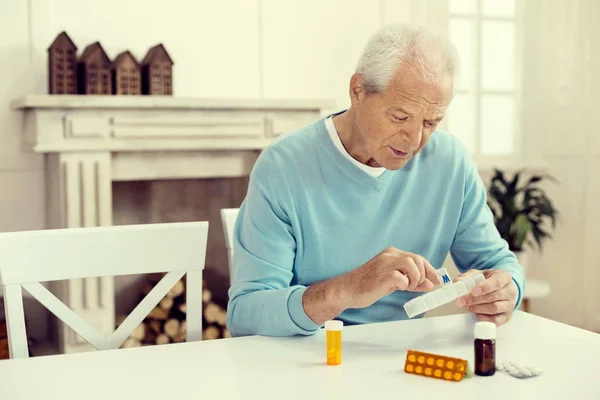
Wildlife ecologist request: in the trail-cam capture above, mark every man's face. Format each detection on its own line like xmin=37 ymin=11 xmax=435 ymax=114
xmin=350 ymin=64 xmax=453 ymax=170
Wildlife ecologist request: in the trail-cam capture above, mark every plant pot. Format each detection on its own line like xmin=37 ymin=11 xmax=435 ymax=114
xmin=514 ymin=250 xmax=528 ymax=275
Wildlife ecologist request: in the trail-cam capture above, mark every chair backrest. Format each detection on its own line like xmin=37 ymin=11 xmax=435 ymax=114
xmin=0 ymin=221 xmax=208 ymax=359
xmin=220 ymin=208 xmax=239 ymax=284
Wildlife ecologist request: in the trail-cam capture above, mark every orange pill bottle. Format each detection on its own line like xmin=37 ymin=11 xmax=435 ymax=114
xmin=325 ymin=320 xmax=343 ymax=366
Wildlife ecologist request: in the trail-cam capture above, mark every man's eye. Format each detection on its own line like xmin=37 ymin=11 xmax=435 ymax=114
xmin=392 ymin=115 xmax=408 ymax=122
xmin=424 ymin=120 xmax=437 ymax=127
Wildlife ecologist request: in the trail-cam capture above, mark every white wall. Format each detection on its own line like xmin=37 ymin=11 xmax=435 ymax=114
xmin=433 ymin=0 xmax=600 ymax=333
xmin=0 ymin=1 xmax=46 ymax=231
xmin=1 ymin=0 xmax=599 ymax=336
xmin=0 ymin=1 xmax=47 ymax=343
xmin=31 ymin=0 xmax=261 ymax=98
xmin=519 ymin=0 xmax=600 ymax=332
xmin=1 ymin=0 xmax=449 ymax=233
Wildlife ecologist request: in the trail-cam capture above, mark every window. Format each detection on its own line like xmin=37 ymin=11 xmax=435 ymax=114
xmin=444 ymin=0 xmax=521 ymax=161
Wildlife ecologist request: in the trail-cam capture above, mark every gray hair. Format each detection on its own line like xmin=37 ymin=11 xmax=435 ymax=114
xmin=355 ymin=23 xmax=459 ymax=94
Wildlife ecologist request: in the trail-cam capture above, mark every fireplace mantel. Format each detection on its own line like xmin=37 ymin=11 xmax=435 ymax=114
xmin=11 ymin=94 xmax=336 ymax=354
xmin=13 ymin=95 xmax=336 ymax=179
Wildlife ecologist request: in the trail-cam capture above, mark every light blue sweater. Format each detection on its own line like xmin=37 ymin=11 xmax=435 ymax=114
xmin=226 ymin=115 xmax=524 ymax=337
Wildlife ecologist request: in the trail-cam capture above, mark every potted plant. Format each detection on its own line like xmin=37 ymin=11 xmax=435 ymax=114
xmin=486 ymin=169 xmax=558 ymax=271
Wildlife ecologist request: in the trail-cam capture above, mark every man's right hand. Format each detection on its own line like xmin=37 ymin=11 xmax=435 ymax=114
xmin=337 ymin=247 xmax=441 ymax=309
xmin=302 ymin=247 xmax=441 ymax=325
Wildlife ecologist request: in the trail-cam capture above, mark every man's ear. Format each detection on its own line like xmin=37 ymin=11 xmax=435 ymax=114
xmin=349 ymin=73 xmax=366 ymax=106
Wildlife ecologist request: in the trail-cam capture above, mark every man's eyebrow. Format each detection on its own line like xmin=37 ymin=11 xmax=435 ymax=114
xmin=392 ymin=106 xmax=413 ymax=115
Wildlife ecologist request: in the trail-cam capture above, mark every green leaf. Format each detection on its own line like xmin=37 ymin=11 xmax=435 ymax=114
xmin=522 ymin=187 xmax=542 ymax=201
xmin=491 ymin=169 xmax=506 ymax=186
xmin=515 ymin=214 xmax=532 ymax=249
xmin=541 ymin=173 xmax=560 ymax=184
xmin=531 ymin=224 xmax=551 ymax=251
xmin=516 ymin=176 xmax=541 ymax=193
xmin=507 ymin=169 xmax=524 ymax=196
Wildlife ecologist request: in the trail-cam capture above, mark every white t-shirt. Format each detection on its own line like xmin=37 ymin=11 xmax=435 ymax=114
xmin=325 ymin=116 xmax=386 ymax=177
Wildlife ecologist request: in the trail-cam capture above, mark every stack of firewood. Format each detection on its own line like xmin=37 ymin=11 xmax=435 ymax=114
xmin=116 ymin=275 xmax=230 ymax=348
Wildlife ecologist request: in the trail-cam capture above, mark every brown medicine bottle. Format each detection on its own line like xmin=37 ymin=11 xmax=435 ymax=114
xmin=474 ymin=321 xmax=496 ymax=376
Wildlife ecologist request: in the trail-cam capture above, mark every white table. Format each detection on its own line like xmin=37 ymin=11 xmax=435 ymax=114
xmin=1 ymin=311 xmax=599 ymax=400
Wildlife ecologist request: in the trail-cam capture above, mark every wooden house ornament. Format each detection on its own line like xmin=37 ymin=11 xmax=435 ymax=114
xmin=141 ymin=44 xmax=173 ymax=95
xmin=77 ymin=41 xmax=112 ymax=95
xmin=112 ymin=50 xmax=141 ymax=95
xmin=47 ymin=31 xmax=77 ymax=94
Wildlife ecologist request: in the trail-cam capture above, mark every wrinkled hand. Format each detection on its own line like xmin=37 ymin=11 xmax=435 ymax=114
xmin=340 ymin=247 xmax=441 ymax=310
xmin=455 ymin=269 xmax=517 ymax=326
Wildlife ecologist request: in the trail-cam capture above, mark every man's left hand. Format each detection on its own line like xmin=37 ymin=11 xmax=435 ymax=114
xmin=455 ymin=269 xmax=518 ymax=326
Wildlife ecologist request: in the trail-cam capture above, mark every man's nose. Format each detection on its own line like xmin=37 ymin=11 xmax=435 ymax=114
xmin=400 ymin=120 xmax=423 ymax=146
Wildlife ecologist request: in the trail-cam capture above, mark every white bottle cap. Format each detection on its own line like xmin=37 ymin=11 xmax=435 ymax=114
xmin=325 ymin=320 xmax=343 ymax=331
xmin=474 ymin=321 xmax=496 ymax=339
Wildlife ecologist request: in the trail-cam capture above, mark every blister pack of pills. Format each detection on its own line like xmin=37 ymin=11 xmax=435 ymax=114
xmin=496 ymin=361 xmax=543 ymax=379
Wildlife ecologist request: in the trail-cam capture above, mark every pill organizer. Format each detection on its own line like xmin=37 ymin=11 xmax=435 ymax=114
xmin=403 ymin=272 xmax=485 ymax=318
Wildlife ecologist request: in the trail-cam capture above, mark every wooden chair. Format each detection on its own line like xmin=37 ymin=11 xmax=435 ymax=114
xmin=220 ymin=208 xmax=239 ymax=285
xmin=0 ymin=221 xmax=208 ymax=359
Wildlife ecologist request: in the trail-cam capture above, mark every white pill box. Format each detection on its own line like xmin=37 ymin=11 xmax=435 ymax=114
xmin=403 ymin=273 xmax=485 ymax=318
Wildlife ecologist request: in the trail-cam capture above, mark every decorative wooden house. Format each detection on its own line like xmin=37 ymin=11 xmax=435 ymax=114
xmin=47 ymin=31 xmax=77 ymax=94
xmin=77 ymin=41 xmax=112 ymax=95
xmin=141 ymin=44 xmax=173 ymax=95
xmin=112 ymin=50 xmax=141 ymax=95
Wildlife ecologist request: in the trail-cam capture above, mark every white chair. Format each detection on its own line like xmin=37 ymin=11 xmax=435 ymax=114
xmin=220 ymin=208 xmax=239 ymax=285
xmin=0 ymin=221 xmax=208 ymax=359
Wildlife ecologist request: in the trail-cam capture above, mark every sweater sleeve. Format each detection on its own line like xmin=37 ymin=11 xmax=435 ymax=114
xmin=450 ymin=154 xmax=525 ymax=309
xmin=226 ymin=150 xmax=322 ymax=337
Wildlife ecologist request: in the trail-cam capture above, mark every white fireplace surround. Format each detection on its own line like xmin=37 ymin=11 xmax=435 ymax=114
xmin=10 ymin=95 xmax=336 ymax=354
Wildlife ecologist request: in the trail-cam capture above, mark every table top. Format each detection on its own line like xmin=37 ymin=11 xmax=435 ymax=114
xmin=1 ymin=311 xmax=599 ymax=400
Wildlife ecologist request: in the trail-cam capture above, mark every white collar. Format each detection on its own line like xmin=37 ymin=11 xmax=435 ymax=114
xmin=325 ymin=116 xmax=386 ymax=178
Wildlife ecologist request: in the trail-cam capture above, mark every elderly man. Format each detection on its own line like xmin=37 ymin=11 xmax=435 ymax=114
xmin=226 ymin=23 xmax=524 ymax=337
